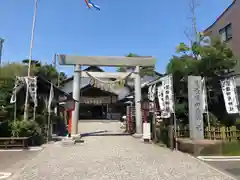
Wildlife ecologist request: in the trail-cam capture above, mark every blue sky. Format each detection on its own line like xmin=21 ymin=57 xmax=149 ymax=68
xmin=0 ymin=0 xmax=233 ymax=76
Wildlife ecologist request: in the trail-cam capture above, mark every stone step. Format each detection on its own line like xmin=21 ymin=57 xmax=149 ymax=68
xmin=61 ymin=138 xmax=76 ymax=146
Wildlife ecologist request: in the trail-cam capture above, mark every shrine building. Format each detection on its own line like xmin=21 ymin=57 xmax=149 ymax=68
xmin=61 ymin=66 xmax=161 ymax=120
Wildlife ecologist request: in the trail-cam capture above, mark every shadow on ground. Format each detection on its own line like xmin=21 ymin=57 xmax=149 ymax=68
xmin=80 ymin=130 xmax=131 ymax=137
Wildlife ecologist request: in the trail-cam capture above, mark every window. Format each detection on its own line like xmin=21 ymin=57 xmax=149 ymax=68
xmin=219 ymin=29 xmax=226 ymax=42
xmin=225 ymin=24 xmax=232 ymax=40
xmin=219 ymin=23 xmax=233 ymax=41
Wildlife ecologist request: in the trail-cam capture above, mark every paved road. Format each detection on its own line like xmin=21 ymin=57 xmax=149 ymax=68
xmin=207 ymin=161 xmax=240 ymax=179
xmin=9 ymin=121 xmax=236 ymax=180
xmin=78 ymin=120 xmax=126 ymax=135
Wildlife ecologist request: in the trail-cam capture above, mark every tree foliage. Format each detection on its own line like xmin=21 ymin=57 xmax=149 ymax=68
xmin=21 ymin=59 xmax=67 ymax=85
xmin=167 ymin=36 xmax=238 ymax=126
xmin=0 ymin=60 xmax=67 ymax=139
xmin=116 ymin=53 xmax=155 ymax=77
xmin=0 ymin=61 xmax=67 ymax=113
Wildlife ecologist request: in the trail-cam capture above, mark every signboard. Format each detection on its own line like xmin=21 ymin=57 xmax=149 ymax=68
xmin=80 ymin=96 xmax=117 ymax=105
xmin=188 ymin=76 xmax=204 ymax=140
xmin=221 ymin=77 xmax=239 ymax=114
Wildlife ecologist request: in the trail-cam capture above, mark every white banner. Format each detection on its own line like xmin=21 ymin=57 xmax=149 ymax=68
xmin=10 ymin=77 xmax=19 ymax=104
xmin=10 ymin=77 xmax=25 ymax=104
xmin=48 ymin=84 xmax=54 ymax=113
xmin=201 ymin=78 xmax=207 ymax=113
xmin=221 ymin=77 xmax=239 ymax=114
xmin=157 ymin=75 xmax=174 ymax=118
xmin=157 ymin=85 xmax=165 ymax=111
xmin=148 ymin=84 xmax=156 ymax=112
xmin=162 ymin=75 xmax=174 ymax=113
xmin=28 ymin=77 xmax=38 ymax=107
xmin=148 ymin=85 xmax=155 ymax=101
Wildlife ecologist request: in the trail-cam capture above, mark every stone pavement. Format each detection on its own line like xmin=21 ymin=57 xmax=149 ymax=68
xmin=9 ymin=121 xmax=236 ymax=180
xmin=78 ymin=120 xmax=126 ymax=135
xmin=0 ymin=150 xmax=39 ymax=174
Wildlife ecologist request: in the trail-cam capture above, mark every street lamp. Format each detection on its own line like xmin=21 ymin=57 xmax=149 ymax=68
xmin=23 ymin=0 xmax=39 ymax=121
xmin=0 ymin=38 xmax=4 ymax=67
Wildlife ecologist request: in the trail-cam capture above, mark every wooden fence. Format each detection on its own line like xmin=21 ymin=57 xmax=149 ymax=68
xmin=176 ymin=126 xmax=240 ymax=141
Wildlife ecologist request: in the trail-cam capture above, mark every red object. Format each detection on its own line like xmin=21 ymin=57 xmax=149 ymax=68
xmin=84 ymin=0 xmax=91 ymax=8
xmin=67 ymin=102 xmax=75 ymax=137
xmin=129 ymin=107 xmax=132 ymax=133
xmin=59 ymin=98 xmax=76 ymax=136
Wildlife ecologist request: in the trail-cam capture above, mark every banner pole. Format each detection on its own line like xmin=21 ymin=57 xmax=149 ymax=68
xmin=47 ymin=112 xmax=50 ymax=143
xmin=173 ymin=113 xmax=178 ymax=151
xmin=172 ymin=75 xmax=178 ymax=151
xmin=204 ymin=77 xmax=211 ymax=139
xmin=14 ymin=90 xmax=17 ymax=122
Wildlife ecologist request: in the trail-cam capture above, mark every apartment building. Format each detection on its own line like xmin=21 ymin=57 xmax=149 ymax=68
xmin=204 ymin=0 xmax=240 ymax=58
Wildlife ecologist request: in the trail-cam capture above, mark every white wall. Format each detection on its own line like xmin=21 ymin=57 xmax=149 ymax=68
xmin=61 ymin=77 xmax=91 ymax=93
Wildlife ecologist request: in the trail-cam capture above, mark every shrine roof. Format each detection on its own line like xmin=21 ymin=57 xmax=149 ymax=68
xmin=63 ymin=66 xmax=104 ymax=84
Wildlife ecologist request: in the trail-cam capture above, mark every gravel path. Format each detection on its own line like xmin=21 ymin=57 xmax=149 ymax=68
xmin=9 ymin=121 xmax=236 ymax=180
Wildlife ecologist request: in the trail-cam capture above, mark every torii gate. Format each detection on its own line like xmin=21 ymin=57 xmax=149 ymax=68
xmin=57 ymin=54 xmax=156 ymax=137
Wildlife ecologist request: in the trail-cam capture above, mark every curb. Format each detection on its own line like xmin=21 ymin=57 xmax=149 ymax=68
xmin=0 ymin=172 xmax=11 ymax=179
xmin=0 ymin=147 xmax=43 ymax=152
xmin=197 ymin=156 xmax=240 ymax=162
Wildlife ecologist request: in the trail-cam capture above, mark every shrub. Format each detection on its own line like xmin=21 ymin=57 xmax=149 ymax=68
xmin=235 ymin=119 xmax=240 ymax=130
xmin=35 ymin=114 xmax=47 ymax=127
xmin=236 ymin=119 xmax=240 ymax=125
xmin=10 ymin=120 xmax=41 ymax=137
xmin=0 ymin=121 xmax=11 ymax=137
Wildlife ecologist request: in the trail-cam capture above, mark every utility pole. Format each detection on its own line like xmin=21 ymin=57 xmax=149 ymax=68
xmin=0 ymin=38 xmax=4 ymax=67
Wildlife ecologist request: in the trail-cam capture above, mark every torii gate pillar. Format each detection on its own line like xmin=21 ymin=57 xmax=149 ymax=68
xmin=71 ymin=65 xmax=81 ymax=135
xmin=134 ymin=66 xmax=142 ymax=135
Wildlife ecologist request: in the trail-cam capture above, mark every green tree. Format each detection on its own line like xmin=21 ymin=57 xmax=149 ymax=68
xmin=0 ymin=61 xmax=67 ymax=139
xmin=0 ymin=63 xmax=26 ymax=106
xmin=0 ymin=61 xmax=67 ymax=118
xmin=167 ymin=37 xmax=237 ymax=125
xmin=21 ymin=59 xmax=67 ymax=85
xmin=117 ymin=53 xmax=155 ymax=77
